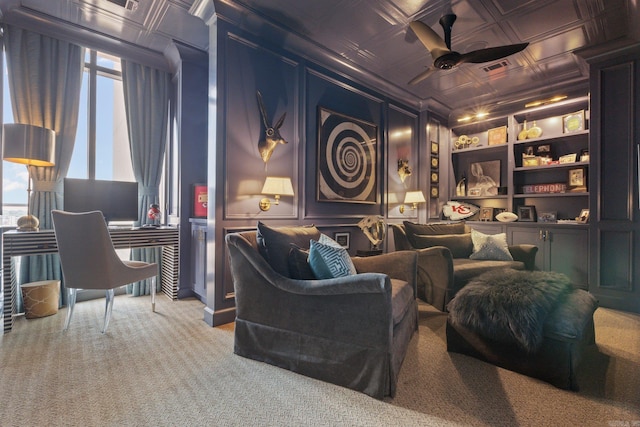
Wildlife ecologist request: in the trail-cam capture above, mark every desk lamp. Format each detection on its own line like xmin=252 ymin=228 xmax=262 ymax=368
xmin=2 ymin=123 xmax=56 ymax=231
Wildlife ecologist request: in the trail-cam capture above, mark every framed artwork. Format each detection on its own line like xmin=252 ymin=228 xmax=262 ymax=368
xmin=334 ymin=232 xmax=350 ymax=249
xmin=430 ymin=155 xmax=439 ymax=170
xmin=317 ymin=107 xmax=377 ymax=204
xmin=487 ymin=126 xmax=507 ymax=145
xmin=563 ymin=110 xmax=585 ymax=133
xmin=568 ymin=167 xmax=586 ymax=189
xmin=577 ymin=209 xmax=590 ymax=223
xmin=431 ymin=171 xmax=439 ymax=183
xmin=517 ymin=205 xmax=537 ymax=222
xmin=430 ymin=141 xmax=439 ymax=155
xmin=479 ymin=207 xmax=494 ymax=221
xmin=430 ymin=185 xmax=439 ymax=198
xmin=468 ymin=160 xmax=501 ymax=196
xmin=538 ymin=211 xmax=558 ymax=223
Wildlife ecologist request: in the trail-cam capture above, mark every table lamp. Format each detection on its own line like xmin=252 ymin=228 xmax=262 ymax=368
xmin=2 ymin=123 xmax=56 ymax=231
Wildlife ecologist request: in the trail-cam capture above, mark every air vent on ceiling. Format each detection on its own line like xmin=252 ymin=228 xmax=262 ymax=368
xmin=481 ymin=59 xmax=510 ymax=73
xmin=106 ymin=0 xmax=139 ymax=12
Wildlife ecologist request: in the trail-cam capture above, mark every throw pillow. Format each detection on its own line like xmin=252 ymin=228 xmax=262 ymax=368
xmin=256 ymin=221 xmax=321 ymax=277
xmin=469 ymin=229 xmax=513 ymax=261
xmin=288 ymin=245 xmax=316 ymax=280
xmin=308 ymin=239 xmax=357 ymax=279
xmin=411 ymin=233 xmax=473 ymax=258
xmin=403 ymin=220 xmax=466 ymax=249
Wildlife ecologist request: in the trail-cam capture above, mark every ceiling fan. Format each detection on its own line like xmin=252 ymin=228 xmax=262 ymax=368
xmin=408 ymin=14 xmax=529 ymax=85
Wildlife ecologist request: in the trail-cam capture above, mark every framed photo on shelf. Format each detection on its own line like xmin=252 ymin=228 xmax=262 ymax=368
xmin=479 ymin=207 xmax=495 ymax=222
xmin=538 ymin=211 xmax=558 ymax=223
xmin=317 ymin=107 xmax=377 ymax=204
xmin=577 ymin=209 xmax=590 ymax=223
xmin=568 ymin=167 xmax=587 ymax=190
xmin=517 ymin=205 xmax=537 ymax=222
xmin=487 ymin=126 xmax=507 ymax=145
xmin=334 ymin=232 xmax=350 ymax=249
xmin=468 ymin=160 xmax=501 ymax=196
xmin=563 ymin=110 xmax=585 ymax=133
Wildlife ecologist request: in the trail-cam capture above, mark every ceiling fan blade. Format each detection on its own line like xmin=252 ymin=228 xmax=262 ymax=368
xmin=408 ymin=67 xmax=437 ymax=85
xmin=458 ymin=43 xmax=529 ymax=64
xmin=409 ymin=21 xmax=450 ymax=60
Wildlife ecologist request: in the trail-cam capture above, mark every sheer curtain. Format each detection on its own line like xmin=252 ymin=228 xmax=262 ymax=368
xmin=121 ymin=59 xmax=170 ymax=296
xmin=4 ymin=25 xmax=85 ymax=298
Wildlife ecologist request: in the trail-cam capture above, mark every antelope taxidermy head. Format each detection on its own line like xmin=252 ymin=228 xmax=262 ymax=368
xmin=256 ymin=90 xmax=288 ymax=166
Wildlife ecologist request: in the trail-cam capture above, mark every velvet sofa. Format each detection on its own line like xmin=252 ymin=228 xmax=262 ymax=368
xmin=391 ymin=221 xmax=538 ymax=311
xmin=225 ymin=223 xmax=419 ymax=399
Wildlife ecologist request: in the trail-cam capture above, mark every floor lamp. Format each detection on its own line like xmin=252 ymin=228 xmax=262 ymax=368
xmin=2 ymin=123 xmax=56 ymax=232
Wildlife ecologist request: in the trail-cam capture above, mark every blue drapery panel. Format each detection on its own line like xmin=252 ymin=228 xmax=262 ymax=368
xmin=4 ymin=25 xmax=85 ymax=304
xmin=121 ymin=60 xmax=170 ymax=296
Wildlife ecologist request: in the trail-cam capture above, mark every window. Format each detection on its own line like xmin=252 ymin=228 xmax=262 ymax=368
xmin=2 ymin=49 xmax=136 ymax=222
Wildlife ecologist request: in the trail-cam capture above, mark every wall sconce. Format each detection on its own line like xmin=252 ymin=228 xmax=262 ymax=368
xmin=2 ymin=123 xmax=56 ymax=231
xmin=399 ymin=190 xmax=426 ymax=214
xmin=259 ymin=176 xmax=294 ymax=211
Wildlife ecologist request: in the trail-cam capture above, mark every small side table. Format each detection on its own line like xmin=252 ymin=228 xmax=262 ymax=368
xmin=356 ymin=249 xmax=383 ymax=257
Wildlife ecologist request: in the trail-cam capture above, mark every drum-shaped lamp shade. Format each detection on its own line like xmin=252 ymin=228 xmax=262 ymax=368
xmin=3 ymin=123 xmax=56 ymax=166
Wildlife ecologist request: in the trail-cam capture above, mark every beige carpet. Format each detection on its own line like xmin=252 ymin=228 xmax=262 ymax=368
xmin=1 ymin=295 xmax=639 ymax=426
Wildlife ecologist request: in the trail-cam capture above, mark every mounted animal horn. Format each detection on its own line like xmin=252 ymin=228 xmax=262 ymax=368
xmin=256 ymin=90 xmax=288 ymax=166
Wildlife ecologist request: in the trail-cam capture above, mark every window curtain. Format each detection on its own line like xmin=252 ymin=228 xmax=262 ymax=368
xmin=121 ymin=59 xmax=170 ymax=296
xmin=4 ymin=25 xmax=85 ymax=303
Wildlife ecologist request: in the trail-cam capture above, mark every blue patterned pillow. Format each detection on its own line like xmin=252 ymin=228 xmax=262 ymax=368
xmin=308 ymin=235 xmax=357 ymax=279
xmin=469 ymin=229 xmax=513 ymax=261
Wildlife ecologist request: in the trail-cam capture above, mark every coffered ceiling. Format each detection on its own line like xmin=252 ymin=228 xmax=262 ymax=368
xmin=1 ymin=0 xmax=638 ymax=116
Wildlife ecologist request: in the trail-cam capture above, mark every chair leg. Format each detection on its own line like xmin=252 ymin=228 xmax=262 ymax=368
xmin=102 ymin=289 xmax=115 ymax=334
xmin=63 ymin=288 xmax=78 ymax=331
xmin=151 ymin=276 xmax=156 ymax=312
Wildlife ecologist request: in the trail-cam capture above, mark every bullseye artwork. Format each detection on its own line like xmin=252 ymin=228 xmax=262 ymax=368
xmin=316 ymin=107 xmax=378 ymax=204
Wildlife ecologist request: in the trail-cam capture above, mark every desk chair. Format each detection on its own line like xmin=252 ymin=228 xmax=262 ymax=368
xmin=51 ymin=210 xmax=159 ymax=333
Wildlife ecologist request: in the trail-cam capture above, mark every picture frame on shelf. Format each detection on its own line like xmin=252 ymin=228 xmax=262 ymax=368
xmin=487 ymin=126 xmax=507 ymax=145
xmin=580 ymin=148 xmax=590 ymax=162
xmin=563 ymin=110 xmax=585 ymax=133
xmin=479 ymin=207 xmax=494 ymax=222
xmin=317 ymin=107 xmax=377 ymax=204
xmin=468 ymin=160 xmax=501 ymax=196
xmin=568 ymin=167 xmax=587 ymax=191
xmin=559 ymin=153 xmax=577 ymax=164
xmin=577 ymin=209 xmax=590 ymax=223
xmin=334 ymin=232 xmax=350 ymax=249
xmin=538 ymin=211 xmax=558 ymax=223
xmin=517 ymin=205 xmax=537 ymax=222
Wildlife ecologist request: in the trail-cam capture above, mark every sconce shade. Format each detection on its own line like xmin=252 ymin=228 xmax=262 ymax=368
xmin=404 ymin=190 xmax=426 ymax=204
xmin=261 ymin=177 xmax=294 ymax=197
xmin=3 ymin=123 xmax=56 ymax=166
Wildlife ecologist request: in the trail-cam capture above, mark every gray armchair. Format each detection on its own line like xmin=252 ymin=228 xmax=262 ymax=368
xmin=225 ymin=229 xmax=418 ymax=399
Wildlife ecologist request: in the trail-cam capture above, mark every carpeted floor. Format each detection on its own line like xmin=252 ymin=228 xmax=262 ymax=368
xmin=1 ymin=295 xmax=638 ymax=426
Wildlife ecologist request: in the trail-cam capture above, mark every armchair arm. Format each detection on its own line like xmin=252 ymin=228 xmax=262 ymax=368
xmin=508 ymin=244 xmax=538 ymax=270
xmin=351 ymin=250 xmax=418 ymax=296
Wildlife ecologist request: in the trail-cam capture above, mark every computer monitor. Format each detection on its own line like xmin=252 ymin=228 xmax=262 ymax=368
xmin=63 ymin=178 xmax=139 ymax=223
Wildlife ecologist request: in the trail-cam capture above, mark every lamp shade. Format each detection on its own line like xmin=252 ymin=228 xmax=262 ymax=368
xmin=261 ymin=177 xmax=294 ymax=197
xmin=404 ymin=190 xmax=426 ymax=204
xmin=3 ymin=123 xmax=56 ymax=166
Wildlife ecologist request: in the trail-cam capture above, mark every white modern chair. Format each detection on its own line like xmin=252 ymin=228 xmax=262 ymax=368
xmin=51 ymin=210 xmax=159 ymax=333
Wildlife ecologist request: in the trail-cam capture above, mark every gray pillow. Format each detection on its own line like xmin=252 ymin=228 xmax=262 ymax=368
xmin=256 ymin=221 xmax=321 ymax=277
xmin=411 ymin=233 xmax=473 ymax=258
xmin=469 ymin=229 xmax=513 ymax=261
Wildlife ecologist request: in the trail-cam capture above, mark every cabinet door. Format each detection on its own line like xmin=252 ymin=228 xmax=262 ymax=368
xmin=589 ymin=53 xmax=640 ymax=313
xmin=191 ymin=223 xmax=207 ymax=301
xmin=508 ymin=226 xmax=545 ymax=271
xmin=547 ymin=228 xmax=588 ymax=289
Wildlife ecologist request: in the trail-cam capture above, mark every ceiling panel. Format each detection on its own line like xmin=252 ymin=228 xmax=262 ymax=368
xmin=2 ymin=0 xmax=637 ymax=114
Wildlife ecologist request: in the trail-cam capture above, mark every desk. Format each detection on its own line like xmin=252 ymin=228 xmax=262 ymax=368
xmin=2 ymin=227 xmax=179 ymax=333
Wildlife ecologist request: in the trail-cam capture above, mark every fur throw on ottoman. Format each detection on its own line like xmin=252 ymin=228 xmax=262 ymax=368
xmin=447 ymin=269 xmax=575 ymax=352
